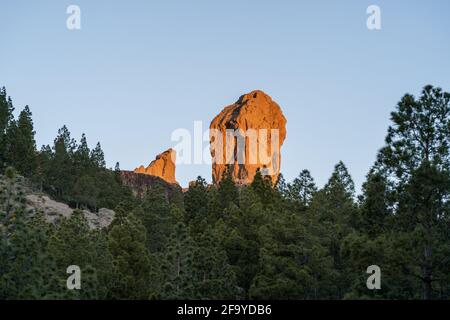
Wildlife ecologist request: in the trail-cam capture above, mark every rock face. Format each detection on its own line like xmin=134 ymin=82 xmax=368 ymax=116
xmin=210 ymin=90 xmax=287 ymax=185
xmin=120 ymin=171 xmax=183 ymax=203
xmin=26 ymin=194 xmax=115 ymax=229
xmin=134 ymin=148 xmax=177 ymax=184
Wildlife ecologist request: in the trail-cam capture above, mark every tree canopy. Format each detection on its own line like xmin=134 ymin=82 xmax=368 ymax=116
xmin=0 ymin=85 xmax=449 ymax=300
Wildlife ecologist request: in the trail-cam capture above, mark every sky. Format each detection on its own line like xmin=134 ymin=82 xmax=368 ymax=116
xmin=1 ymin=0 xmax=450 ymax=191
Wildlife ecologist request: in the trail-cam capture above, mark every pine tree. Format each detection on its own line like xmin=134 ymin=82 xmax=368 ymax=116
xmin=184 ymin=176 xmax=208 ymax=232
xmin=221 ymin=187 xmax=267 ymax=297
xmin=358 ymin=170 xmax=391 ymax=237
xmin=133 ymin=186 xmax=176 ymax=253
xmin=375 ymin=85 xmax=450 ymax=299
xmin=250 ymin=211 xmax=335 ymax=299
xmin=114 ymin=162 xmax=121 ymax=181
xmin=251 ymin=170 xmax=277 ymax=208
xmin=0 ymin=213 xmax=59 ymax=299
xmin=192 ymin=228 xmax=238 ymax=299
xmin=2 ymin=106 xmax=38 ymax=177
xmin=47 ymin=210 xmax=113 ymax=299
xmin=216 ymin=168 xmax=239 ymax=214
xmin=2 ymin=120 xmax=18 ymax=169
xmin=47 ymin=126 xmax=77 ymax=201
xmin=35 ymin=145 xmax=52 ymax=192
xmin=275 ymin=173 xmax=288 ymax=196
xmin=0 ymin=169 xmax=58 ymax=299
xmin=308 ymin=163 xmax=357 ymax=298
xmin=90 ymin=142 xmax=106 ymax=168
xmin=287 ymin=169 xmax=317 ymax=209
xmin=0 ymin=167 xmax=26 ymax=224
xmin=377 ymin=85 xmax=450 ymax=183
xmin=73 ymin=175 xmax=98 ymax=209
xmin=108 ymin=211 xmax=152 ymax=299
xmin=54 ymin=125 xmax=77 ymax=155
xmin=0 ymin=87 xmax=14 ymax=170
xmin=161 ymin=222 xmax=196 ymax=299
xmin=74 ymin=133 xmax=91 ymax=174
xmin=324 ymin=161 xmax=355 ymax=200
xmin=399 ymin=162 xmax=450 ymax=299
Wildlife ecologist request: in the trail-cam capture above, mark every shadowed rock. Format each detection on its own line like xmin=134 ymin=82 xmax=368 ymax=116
xmin=120 ymin=170 xmax=182 ymax=203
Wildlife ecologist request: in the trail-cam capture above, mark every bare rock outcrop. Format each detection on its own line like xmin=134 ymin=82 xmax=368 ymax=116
xmin=209 ymin=90 xmax=287 ymax=185
xmin=26 ymin=194 xmax=115 ymax=229
xmin=134 ymin=148 xmax=177 ymax=184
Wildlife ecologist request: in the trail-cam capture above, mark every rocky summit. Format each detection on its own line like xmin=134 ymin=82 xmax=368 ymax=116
xmin=209 ymin=90 xmax=287 ymax=185
xmin=134 ymin=148 xmax=177 ymax=184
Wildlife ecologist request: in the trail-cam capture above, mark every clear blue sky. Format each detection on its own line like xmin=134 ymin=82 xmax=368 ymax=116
xmin=1 ymin=0 xmax=450 ymax=191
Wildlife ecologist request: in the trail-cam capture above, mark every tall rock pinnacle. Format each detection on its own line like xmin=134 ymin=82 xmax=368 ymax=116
xmin=209 ymin=90 xmax=287 ymax=185
xmin=134 ymin=148 xmax=177 ymax=184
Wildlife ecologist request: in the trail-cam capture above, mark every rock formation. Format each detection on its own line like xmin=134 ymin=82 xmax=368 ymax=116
xmin=120 ymin=171 xmax=183 ymax=203
xmin=125 ymin=148 xmax=182 ymax=204
xmin=134 ymin=148 xmax=177 ymax=184
xmin=209 ymin=90 xmax=287 ymax=185
xmin=26 ymin=194 xmax=115 ymax=229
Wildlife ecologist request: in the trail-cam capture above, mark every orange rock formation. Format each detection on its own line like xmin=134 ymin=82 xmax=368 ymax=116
xmin=134 ymin=148 xmax=177 ymax=184
xmin=209 ymin=90 xmax=287 ymax=185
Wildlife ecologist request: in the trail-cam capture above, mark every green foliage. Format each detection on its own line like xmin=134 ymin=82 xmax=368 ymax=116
xmin=308 ymin=162 xmax=358 ymax=298
xmin=0 ymin=172 xmax=57 ymax=299
xmin=192 ymin=227 xmax=239 ymax=299
xmin=250 ymin=212 xmax=335 ymax=299
xmin=280 ymin=170 xmax=317 ymax=213
xmin=0 ymin=213 xmax=59 ymax=299
xmin=108 ymin=210 xmax=152 ymax=299
xmin=377 ymin=85 xmax=450 ymax=182
xmin=287 ymin=170 xmax=317 ymax=208
xmin=357 ymin=170 xmax=391 ymax=237
xmin=184 ymin=176 xmax=208 ymax=227
xmin=251 ymin=170 xmax=279 ymax=208
xmin=4 ymin=106 xmax=37 ymax=176
xmin=372 ymin=85 xmax=450 ymax=299
xmin=0 ymin=87 xmax=14 ymax=170
xmin=397 ymin=162 xmax=450 ymax=299
xmin=217 ymin=168 xmax=239 ymax=212
xmin=0 ymin=85 xmax=449 ymax=300
xmin=47 ymin=210 xmax=115 ymax=299
xmin=160 ymin=222 xmax=196 ymax=299
xmin=133 ymin=186 xmax=179 ymax=253
xmin=37 ymin=126 xmax=133 ymax=210
xmin=0 ymin=167 xmax=26 ymax=224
